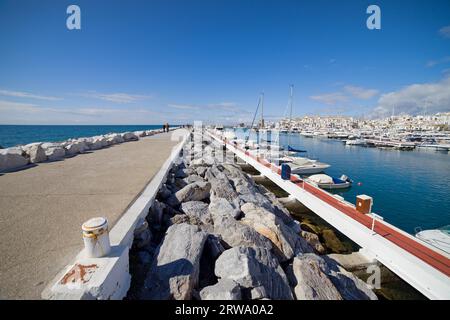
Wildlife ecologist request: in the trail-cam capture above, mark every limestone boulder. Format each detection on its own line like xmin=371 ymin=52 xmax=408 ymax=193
xmin=148 ymin=199 xmax=166 ymax=226
xmin=204 ymin=165 xmax=240 ymax=208
xmin=169 ymin=181 xmax=211 ymax=207
xmin=143 ymin=223 xmax=208 ymax=300
xmin=88 ymin=136 xmax=108 ymax=150
xmin=195 ymin=166 xmax=208 ymax=177
xmin=0 ymin=148 xmax=29 ymax=172
xmin=215 ymin=246 xmax=293 ymax=300
xmin=45 ymin=146 xmax=66 ymax=161
xmin=288 ymin=254 xmax=377 ymax=300
xmin=181 ymin=201 xmax=212 ymax=225
xmin=105 ymin=133 xmax=124 ymax=145
xmin=212 ymin=213 xmax=274 ymax=250
xmin=301 ymin=231 xmax=326 ymax=254
xmin=208 ymin=197 xmax=241 ymax=220
xmin=157 ymin=183 xmax=172 ymax=200
xmin=64 ymin=140 xmax=88 ymax=156
xmin=133 ymin=219 xmax=152 ymax=249
xmin=22 ymin=143 xmax=47 ymax=163
xmin=200 ymin=279 xmax=242 ymax=300
xmin=323 ymin=255 xmax=378 ymax=300
xmin=184 ymin=174 xmax=204 ymax=184
xmin=288 ymin=254 xmax=343 ymax=300
xmin=134 ymin=130 xmax=147 ymax=137
xmin=122 ymin=132 xmax=139 ymax=141
xmin=240 ymin=202 xmax=313 ymax=261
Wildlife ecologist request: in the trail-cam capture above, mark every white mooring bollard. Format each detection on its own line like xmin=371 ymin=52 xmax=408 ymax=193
xmin=82 ymin=217 xmax=111 ymax=258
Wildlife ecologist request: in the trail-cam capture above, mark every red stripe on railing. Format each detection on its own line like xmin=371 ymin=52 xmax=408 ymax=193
xmin=212 ymin=132 xmax=450 ymax=276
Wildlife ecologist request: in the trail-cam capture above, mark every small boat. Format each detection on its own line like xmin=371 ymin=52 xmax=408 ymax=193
xmin=288 ymin=145 xmax=307 ymax=153
xmin=287 ymin=157 xmax=330 ymax=174
xmin=415 ymin=225 xmax=450 ymax=254
xmin=307 ymin=174 xmax=352 ymax=190
xmin=346 ymin=139 xmax=367 ymax=146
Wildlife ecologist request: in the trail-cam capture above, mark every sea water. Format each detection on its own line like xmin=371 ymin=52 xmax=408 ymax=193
xmin=0 ymin=125 xmax=164 ymax=148
xmin=240 ymin=130 xmax=450 ymax=234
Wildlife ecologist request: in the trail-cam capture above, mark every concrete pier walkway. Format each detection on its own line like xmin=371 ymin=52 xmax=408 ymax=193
xmin=0 ymin=132 xmax=181 ymax=299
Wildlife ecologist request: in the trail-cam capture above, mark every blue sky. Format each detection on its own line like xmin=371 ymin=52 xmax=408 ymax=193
xmin=0 ymin=0 xmax=449 ymax=124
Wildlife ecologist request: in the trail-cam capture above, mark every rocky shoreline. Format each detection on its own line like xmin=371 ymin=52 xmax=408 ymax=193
xmin=127 ymin=131 xmax=378 ymax=300
xmin=0 ymin=129 xmax=166 ymax=173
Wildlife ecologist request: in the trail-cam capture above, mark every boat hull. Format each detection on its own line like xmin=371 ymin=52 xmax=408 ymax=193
xmin=290 ymin=164 xmax=330 ymax=175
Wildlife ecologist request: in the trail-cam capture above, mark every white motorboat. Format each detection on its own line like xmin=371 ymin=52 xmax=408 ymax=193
xmin=300 ymin=131 xmax=314 ymax=138
xmin=307 ymin=174 xmax=352 ymax=190
xmin=346 ymin=139 xmax=367 ymax=146
xmin=286 ymin=157 xmax=330 ymax=174
xmin=415 ymin=225 xmax=450 ymax=254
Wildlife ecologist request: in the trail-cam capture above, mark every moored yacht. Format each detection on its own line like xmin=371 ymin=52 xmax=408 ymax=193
xmin=284 ymin=157 xmax=330 ymax=174
xmin=307 ymin=174 xmax=352 ymax=190
xmin=415 ymin=226 xmax=450 ymax=254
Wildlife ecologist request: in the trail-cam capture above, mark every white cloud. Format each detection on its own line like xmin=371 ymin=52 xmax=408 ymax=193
xmin=84 ymin=92 xmax=152 ymax=103
xmin=0 ymin=99 xmax=162 ymax=124
xmin=0 ymin=100 xmax=40 ymax=112
xmin=310 ymin=92 xmax=348 ymax=105
xmin=167 ymin=104 xmax=200 ymax=110
xmin=0 ymin=89 xmax=61 ymax=101
xmin=344 ymin=85 xmax=379 ymax=99
xmin=439 ymin=25 xmax=450 ymax=39
xmin=426 ymin=56 xmax=450 ymax=67
xmin=371 ymin=76 xmax=450 ymax=118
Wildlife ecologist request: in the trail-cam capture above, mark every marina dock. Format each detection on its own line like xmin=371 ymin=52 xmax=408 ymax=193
xmin=208 ymin=130 xmax=450 ymax=299
xmin=0 ymin=131 xmax=182 ymax=299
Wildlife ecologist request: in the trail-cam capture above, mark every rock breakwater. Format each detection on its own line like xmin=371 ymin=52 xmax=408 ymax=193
xmin=127 ymin=131 xmax=377 ymax=300
xmin=0 ymin=129 xmax=164 ymax=173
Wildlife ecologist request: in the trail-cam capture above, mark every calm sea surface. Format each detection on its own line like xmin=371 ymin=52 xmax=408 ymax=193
xmin=240 ymin=130 xmax=450 ymax=234
xmin=0 ymin=125 xmax=164 ymax=148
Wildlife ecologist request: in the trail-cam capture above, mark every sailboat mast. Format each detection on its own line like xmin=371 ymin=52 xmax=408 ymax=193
xmin=260 ymin=92 xmax=264 ymax=129
xmin=289 ymin=84 xmax=293 ymax=131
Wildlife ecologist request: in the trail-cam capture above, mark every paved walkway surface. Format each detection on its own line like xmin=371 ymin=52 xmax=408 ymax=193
xmin=0 ymin=132 xmax=180 ymax=299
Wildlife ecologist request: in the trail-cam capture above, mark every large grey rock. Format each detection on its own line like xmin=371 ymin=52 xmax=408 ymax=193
xmin=208 ymin=197 xmax=241 ymax=220
xmin=288 ymin=254 xmax=377 ymax=300
xmin=200 ymin=279 xmax=242 ymax=300
xmin=323 ymin=255 xmax=378 ymax=300
xmin=181 ymin=201 xmax=212 ymax=225
xmin=172 ymin=181 xmax=211 ymax=205
xmin=259 ymin=189 xmax=302 ymax=233
xmin=174 ymin=167 xmax=189 ymax=179
xmin=215 ymin=247 xmax=293 ymax=300
xmin=122 ymin=132 xmax=139 ymax=141
xmin=143 ymin=223 xmax=208 ymax=300
xmin=157 ymin=183 xmax=172 ymax=200
xmin=212 ymin=212 xmax=274 ymax=250
xmin=240 ymin=203 xmax=313 ymax=261
xmin=64 ymin=140 xmax=87 ymax=156
xmin=205 ymin=165 xmax=240 ymax=206
xmin=301 ymin=231 xmax=326 ymax=254
xmin=148 ymin=199 xmax=166 ymax=225
xmin=45 ymin=146 xmax=66 ymax=161
xmin=288 ymin=254 xmax=343 ymax=300
xmin=88 ymin=136 xmax=108 ymax=150
xmin=42 ymin=143 xmax=66 ymax=161
xmin=105 ymin=133 xmax=124 ymax=144
xmin=134 ymin=130 xmax=147 ymax=137
xmin=184 ymin=174 xmax=204 ymax=184
xmin=0 ymin=148 xmax=29 ymax=172
xmin=133 ymin=219 xmax=152 ymax=248
xmin=195 ymin=166 xmax=208 ymax=177
xmin=22 ymin=143 xmax=47 ymax=163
